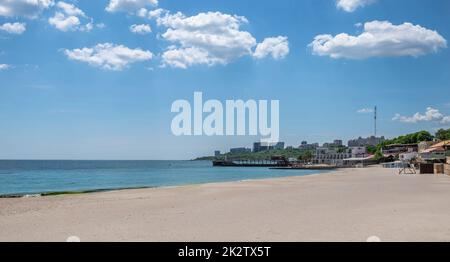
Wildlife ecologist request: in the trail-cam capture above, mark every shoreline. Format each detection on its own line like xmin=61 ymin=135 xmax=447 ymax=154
xmin=2 ymin=166 xmax=450 ymax=242
xmin=0 ymin=168 xmax=332 ymax=199
xmin=0 ymin=186 xmax=157 ymax=199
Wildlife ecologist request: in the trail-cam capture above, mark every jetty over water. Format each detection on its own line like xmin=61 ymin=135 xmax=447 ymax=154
xmin=213 ymin=156 xmax=289 ymax=167
xmin=213 ymin=156 xmax=339 ymax=170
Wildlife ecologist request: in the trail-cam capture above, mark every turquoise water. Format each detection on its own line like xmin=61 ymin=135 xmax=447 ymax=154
xmin=0 ymin=160 xmax=328 ymax=196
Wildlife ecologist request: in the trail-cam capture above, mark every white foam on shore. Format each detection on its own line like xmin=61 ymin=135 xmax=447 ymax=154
xmin=22 ymin=194 xmax=41 ymax=198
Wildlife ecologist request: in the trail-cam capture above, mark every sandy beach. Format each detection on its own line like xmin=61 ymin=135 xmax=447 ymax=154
xmin=1 ymin=166 xmax=450 ymax=242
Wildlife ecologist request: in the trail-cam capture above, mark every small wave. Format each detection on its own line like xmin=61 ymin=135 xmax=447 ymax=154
xmin=23 ymin=194 xmax=41 ymax=198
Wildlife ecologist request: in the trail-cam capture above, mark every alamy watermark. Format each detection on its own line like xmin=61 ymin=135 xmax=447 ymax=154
xmin=171 ymin=92 xmax=280 ymax=143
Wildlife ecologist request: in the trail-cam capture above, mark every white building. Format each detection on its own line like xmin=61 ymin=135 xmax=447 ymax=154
xmin=313 ymin=146 xmax=369 ymax=166
xmin=313 ymin=148 xmax=352 ymax=165
xmin=350 ymin=146 xmax=367 ymax=157
xmin=399 ymin=152 xmax=418 ymax=162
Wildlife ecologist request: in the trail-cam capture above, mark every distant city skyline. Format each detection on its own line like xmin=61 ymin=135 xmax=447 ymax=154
xmin=1 ymin=0 xmax=449 ymax=160
xmin=217 ymin=135 xmax=385 ymax=157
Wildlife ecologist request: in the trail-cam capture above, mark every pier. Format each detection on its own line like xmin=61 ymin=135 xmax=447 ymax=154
xmin=270 ymin=165 xmax=337 ymax=170
xmin=213 ymin=156 xmax=289 ymax=167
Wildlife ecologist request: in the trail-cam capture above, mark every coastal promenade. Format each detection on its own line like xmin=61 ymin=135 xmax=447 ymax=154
xmin=1 ymin=166 xmax=450 ymax=242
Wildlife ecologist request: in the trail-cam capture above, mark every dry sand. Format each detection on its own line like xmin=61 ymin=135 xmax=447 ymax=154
xmin=1 ymin=166 xmax=450 ymax=242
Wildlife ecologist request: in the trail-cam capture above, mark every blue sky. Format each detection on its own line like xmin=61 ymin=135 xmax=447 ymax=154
xmin=0 ymin=0 xmax=449 ymax=160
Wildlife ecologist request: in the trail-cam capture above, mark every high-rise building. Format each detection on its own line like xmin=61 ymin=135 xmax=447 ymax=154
xmin=230 ymin=147 xmax=252 ymax=154
xmin=347 ymin=136 xmax=385 ymax=147
xmin=299 ymin=141 xmax=319 ymax=150
xmin=253 ymin=142 xmax=285 ymax=152
xmin=253 ymin=142 xmax=267 ymax=152
xmin=273 ymin=142 xmax=285 ymax=150
xmin=333 ymin=140 xmax=343 ymax=146
xmin=323 ymin=139 xmax=344 ymax=148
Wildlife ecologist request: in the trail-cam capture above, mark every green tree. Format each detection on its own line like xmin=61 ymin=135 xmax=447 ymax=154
xmin=435 ymin=128 xmax=450 ymax=141
xmin=366 ymin=145 xmax=377 ymax=154
xmin=298 ymin=150 xmax=313 ymax=162
xmin=379 ymin=130 xmax=434 ymax=147
xmin=416 ymin=131 xmax=434 ymax=143
xmin=374 ymin=149 xmax=383 ymax=160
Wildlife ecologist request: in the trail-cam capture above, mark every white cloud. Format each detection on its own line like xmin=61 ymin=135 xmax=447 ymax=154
xmin=48 ymin=2 xmax=93 ymax=32
xmin=63 ymin=43 xmax=153 ymax=71
xmin=161 ymin=47 xmax=226 ymax=69
xmin=157 ymin=11 xmax=260 ymax=68
xmin=254 ymin=36 xmax=289 ymax=60
xmin=0 ymin=22 xmax=26 ymax=34
xmin=310 ymin=20 xmax=447 ymax=59
xmin=0 ymin=63 xmax=10 ymax=70
xmin=392 ymin=107 xmax=449 ymax=124
xmin=0 ymin=0 xmax=54 ymax=19
xmin=357 ymin=108 xmax=374 ymax=114
xmin=106 ymin=0 xmax=158 ymax=13
xmin=103 ymin=6 xmax=287 ymax=68
xmin=49 ymin=12 xmax=80 ymax=31
xmin=137 ymin=7 xmax=165 ymax=19
xmin=130 ymin=24 xmax=151 ymax=34
xmin=336 ymin=0 xmax=376 ymax=12
xmin=82 ymin=22 xmax=93 ymax=32
xmin=442 ymin=116 xmax=450 ymax=124
xmin=158 ymin=11 xmax=257 ymax=68
xmin=56 ymin=1 xmax=85 ymax=17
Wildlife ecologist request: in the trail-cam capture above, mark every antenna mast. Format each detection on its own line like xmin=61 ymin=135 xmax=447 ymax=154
xmin=374 ymin=106 xmax=377 ymax=137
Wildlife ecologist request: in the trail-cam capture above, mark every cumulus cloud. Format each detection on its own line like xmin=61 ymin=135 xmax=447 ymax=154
xmin=0 ymin=0 xmax=54 ymax=19
xmin=63 ymin=43 xmax=153 ymax=71
xmin=393 ymin=107 xmax=450 ymax=124
xmin=310 ymin=20 xmax=447 ymax=59
xmin=106 ymin=0 xmax=158 ymax=13
xmin=49 ymin=12 xmax=80 ymax=31
xmin=254 ymin=36 xmax=289 ymax=60
xmin=336 ymin=0 xmax=376 ymax=12
xmin=157 ymin=11 xmax=256 ymax=68
xmin=130 ymin=24 xmax=151 ymax=34
xmin=48 ymin=1 xmax=93 ymax=32
xmin=161 ymin=46 xmax=225 ymax=69
xmin=442 ymin=116 xmax=450 ymax=124
xmin=56 ymin=1 xmax=85 ymax=16
xmin=156 ymin=11 xmax=287 ymax=68
xmin=0 ymin=63 xmax=10 ymax=70
xmin=357 ymin=108 xmax=374 ymax=114
xmin=103 ymin=5 xmax=288 ymax=68
xmin=0 ymin=22 xmax=26 ymax=34
xmin=137 ymin=7 xmax=166 ymax=19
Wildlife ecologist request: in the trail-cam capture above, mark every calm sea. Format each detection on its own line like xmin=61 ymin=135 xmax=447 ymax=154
xmin=0 ymin=160 xmax=327 ymax=196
